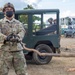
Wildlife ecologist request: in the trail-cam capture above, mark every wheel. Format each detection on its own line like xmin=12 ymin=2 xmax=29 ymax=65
xmin=64 ymin=32 xmax=67 ymax=38
xmin=33 ymin=44 xmax=53 ymax=65
xmin=72 ymin=33 xmax=75 ymax=38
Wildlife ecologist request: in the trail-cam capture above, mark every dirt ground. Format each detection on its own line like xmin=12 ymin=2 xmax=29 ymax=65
xmin=9 ymin=37 xmax=75 ymax=75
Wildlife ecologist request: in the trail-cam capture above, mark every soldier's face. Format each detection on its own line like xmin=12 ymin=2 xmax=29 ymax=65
xmin=5 ymin=7 xmax=13 ymax=12
xmin=4 ymin=7 xmax=14 ymax=18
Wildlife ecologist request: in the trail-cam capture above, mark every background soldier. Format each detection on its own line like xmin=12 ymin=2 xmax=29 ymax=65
xmin=0 ymin=2 xmax=28 ymax=75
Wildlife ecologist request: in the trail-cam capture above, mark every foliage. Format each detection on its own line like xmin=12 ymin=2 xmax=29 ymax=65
xmin=24 ymin=5 xmax=34 ymax=9
xmin=19 ymin=5 xmax=41 ymax=24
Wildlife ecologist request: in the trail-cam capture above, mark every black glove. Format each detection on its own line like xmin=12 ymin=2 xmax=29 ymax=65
xmin=4 ymin=33 xmax=21 ymax=44
xmin=10 ymin=37 xmax=20 ymax=43
xmin=3 ymin=34 xmax=12 ymax=44
xmin=6 ymin=34 xmax=13 ymax=41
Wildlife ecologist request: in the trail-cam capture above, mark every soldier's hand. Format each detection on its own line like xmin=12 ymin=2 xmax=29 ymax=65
xmin=5 ymin=35 xmax=12 ymax=41
xmin=10 ymin=37 xmax=21 ymax=42
xmin=4 ymin=36 xmax=7 ymax=40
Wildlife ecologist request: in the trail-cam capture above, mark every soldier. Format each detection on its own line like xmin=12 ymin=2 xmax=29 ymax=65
xmin=0 ymin=2 xmax=28 ymax=75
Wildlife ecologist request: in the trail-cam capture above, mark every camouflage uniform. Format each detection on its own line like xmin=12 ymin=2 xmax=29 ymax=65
xmin=0 ymin=17 xmax=28 ymax=75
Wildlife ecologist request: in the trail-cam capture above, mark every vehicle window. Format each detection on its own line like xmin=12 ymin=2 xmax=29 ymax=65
xmin=18 ymin=14 xmax=28 ymax=29
xmin=32 ymin=14 xmax=41 ymax=32
xmin=43 ymin=13 xmax=57 ymax=28
xmin=32 ymin=13 xmax=57 ymax=36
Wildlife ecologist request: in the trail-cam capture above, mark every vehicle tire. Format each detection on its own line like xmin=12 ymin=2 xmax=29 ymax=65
xmin=64 ymin=32 xmax=67 ymax=37
xmin=33 ymin=44 xmax=53 ymax=65
xmin=72 ymin=33 xmax=75 ymax=38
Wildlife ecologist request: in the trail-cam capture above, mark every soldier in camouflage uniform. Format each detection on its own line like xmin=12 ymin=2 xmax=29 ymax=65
xmin=0 ymin=2 xmax=28 ymax=75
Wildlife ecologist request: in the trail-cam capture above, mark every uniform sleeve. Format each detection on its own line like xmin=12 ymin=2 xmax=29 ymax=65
xmin=0 ymin=21 xmax=7 ymax=43
xmin=17 ymin=22 xmax=26 ymax=41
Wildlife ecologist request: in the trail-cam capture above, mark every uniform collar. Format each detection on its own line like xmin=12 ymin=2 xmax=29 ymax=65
xmin=4 ymin=17 xmax=15 ymax=23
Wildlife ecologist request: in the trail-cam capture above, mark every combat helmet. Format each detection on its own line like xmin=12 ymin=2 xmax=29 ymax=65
xmin=3 ymin=2 xmax=15 ymax=12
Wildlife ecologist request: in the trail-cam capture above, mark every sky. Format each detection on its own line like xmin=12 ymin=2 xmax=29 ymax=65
xmin=0 ymin=0 xmax=75 ymax=18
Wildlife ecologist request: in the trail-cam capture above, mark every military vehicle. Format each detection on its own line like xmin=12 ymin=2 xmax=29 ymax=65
xmin=64 ymin=25 xmax=75 ymax=38
xmin=0 ymin=9 xmax=60 ymax=64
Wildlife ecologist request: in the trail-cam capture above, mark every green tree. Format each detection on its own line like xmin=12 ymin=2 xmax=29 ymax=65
xmin=33 ymin=15 xmax=41 ymax=22
xmin=19 ymin=5 xmax=41 ymax=30
xmin=19 ymin=5 xmax=34 ymax=24
xmin=24 ymin=5 xmax=34 ymax=9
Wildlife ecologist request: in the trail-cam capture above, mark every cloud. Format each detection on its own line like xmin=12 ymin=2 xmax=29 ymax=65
xmin=0 ymin=0 xmax=41 ymax=9
xmin=0 ymin=0 xmax=28 ymax=10
xmin=21 ymin=0 xmax=41 ymax=7
xmin=60 ymin=10 xmax=75 ymax=18
xmin=21 ymin=0 xmax=40 ymax=4
xmin=62 ymin=0 xmax=69 ymax=2
xmin=62 ymin=0 xmax=66 ymax=2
